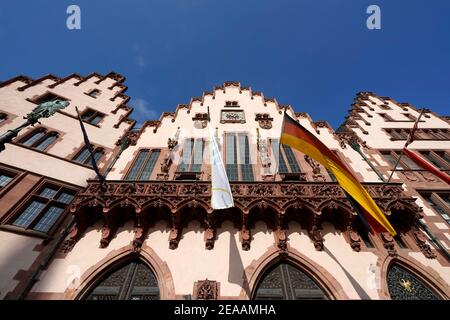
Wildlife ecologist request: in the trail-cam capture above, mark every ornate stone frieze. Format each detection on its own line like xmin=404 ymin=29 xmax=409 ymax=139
xmin=69 ymin=180 xmax=422 ymax=253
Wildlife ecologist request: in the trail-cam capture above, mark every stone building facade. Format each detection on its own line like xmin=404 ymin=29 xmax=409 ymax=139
xmin=0 ymin=75 xmax=448 ymax=300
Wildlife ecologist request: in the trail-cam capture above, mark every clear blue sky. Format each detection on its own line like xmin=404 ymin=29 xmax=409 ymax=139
xmin=1 ymin=1 xmax=449 ymax=128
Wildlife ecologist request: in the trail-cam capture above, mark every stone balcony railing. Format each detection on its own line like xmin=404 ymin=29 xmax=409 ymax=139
xmin=64 ymin=180 xmax=434 ymax=259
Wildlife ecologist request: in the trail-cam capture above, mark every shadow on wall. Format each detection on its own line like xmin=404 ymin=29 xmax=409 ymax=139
xmin=227 ymin=229 xmax=251 ymax=299
xmin=323 ymin=247 xmax=371 ymax=300
xmin=0 ymin=232 xmax=41 ymax=299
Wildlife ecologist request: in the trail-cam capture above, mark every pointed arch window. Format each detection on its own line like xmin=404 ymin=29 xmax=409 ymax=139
xmin=254 ymin=262 xmax=328 ymax=300
xmin=19 ymin=128 xmax=59 ymax=151
xmin=84 ymin=260 xmax=160 ymax=300
xmin=387 ymin=263 xmax=441 ymax=300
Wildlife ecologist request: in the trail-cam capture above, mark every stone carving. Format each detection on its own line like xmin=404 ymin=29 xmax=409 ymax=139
xmin=381 ymin=233 xmax=397 ymax=257
xmin=68 ymin=180 xmax=422 ymax=253
xmin=304 ymin=155 xmax=321 ymax=174
xmin=167 ymin=138 xmax=178 ymax=150
xmin=241 ymin=228 xmax=251 ymax=251
xmin=257 ymin=137 xmax=271 ymax=168
xmin=220 ymin=110 xmax=245 ymax=123
xmin=160 ymin=156 xmax=172 ymax=173
xmin=195 ymin=279 xmax=219 ymax=300
xmin=205 ymin=227 xmax=215 ymax=250
xmin=255 ymin=113 xmax=273 ymax=129
xmin=412 ymin=223 xmax=436 ymax=259
xmin=347 ymin=221 xmax=361 ymax=252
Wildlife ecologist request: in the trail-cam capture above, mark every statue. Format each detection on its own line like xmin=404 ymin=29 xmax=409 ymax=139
xmin=0 ymin=99 xmax=69 ymax=152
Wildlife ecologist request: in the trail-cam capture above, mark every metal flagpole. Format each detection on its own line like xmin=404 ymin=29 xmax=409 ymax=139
xmin=387 ymin=109 xmax=425 ymax=183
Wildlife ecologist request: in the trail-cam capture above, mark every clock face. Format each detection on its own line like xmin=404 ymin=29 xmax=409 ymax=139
xmin=221 ymin=110 xmax=245 ymax=123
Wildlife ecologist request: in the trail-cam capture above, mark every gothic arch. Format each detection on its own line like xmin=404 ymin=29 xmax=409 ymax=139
xmin=65 ymin=244 xmax=175 ymax=300
xmin=240 ymin=246 xmax=349 ymax=300
xmin=378 ymin=254 xmax=449 ymax=300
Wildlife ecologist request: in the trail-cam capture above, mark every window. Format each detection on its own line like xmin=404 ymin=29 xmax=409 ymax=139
xmin=0 ymin=113 xmax=7 ymax=124
xmin=434 ymin=151 xmax=450 ymax=166
xmin=18 ymin=128 xmax=59 ymax=151
xmin=32 ymin=92 xmax=68 ymax=105
xmin=386 ymin=128 xmax=450 ymax=141
xmin=225 ymin=101 xmax=239 ymax=107
xmin=420 ymin=192 xmax=450 ymax=224
xmin=0 ymin=172 xmax=14 ymax=189
xmin=402 ymin=113 xmax=417 ymax=121
xmin=125 ymin=149 xmax=160 ymax=180
xmin=378 ymin=113 xmax=394 ymax=121
xmin=177 ymin=138 xmax=204 ymax=173
xmin=81 ymin=108 xmax=104 ymax=125
xmin=270 ymin=139 xmax=301 ymax=173
xmin=10 ymin=184 xmax=76 ymax=234
xmin=254 ymin=262 xmax=328 ymax=300
xmin=225 ymin=133 xmax=254 ymax=181
xmin=381 ymin=151 xmax=421 ymax=170
xmin=387 ymin=264 xmax=441 ymax=300
xmin=73 ymin=145 xmax=104 ymax=166
xmin=86 ymin=89 xmax=101 ymax=98
xmin=419 ymin=151 xmax=450 ymax=170
xmin=84 ymin=260 xmax=159 ymax=300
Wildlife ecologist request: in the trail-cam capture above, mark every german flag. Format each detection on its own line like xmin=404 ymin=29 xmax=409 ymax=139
xmin=280 ymin=112 xmax=396 ymax=236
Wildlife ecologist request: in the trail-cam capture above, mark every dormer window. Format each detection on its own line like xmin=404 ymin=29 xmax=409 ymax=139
xmin=225 ymin=101 xmax=239 ymax=108
xmin=80 ymin=108 xmax=105 ymax=125
xmin=86 ymin=89 xmax=101 ymax=98
xmin=31 ymin=92 xmax=68 ymax=104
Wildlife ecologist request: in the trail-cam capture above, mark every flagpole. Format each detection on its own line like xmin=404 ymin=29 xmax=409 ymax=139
xmin=387 ymin=109 xmax=425 ymax=183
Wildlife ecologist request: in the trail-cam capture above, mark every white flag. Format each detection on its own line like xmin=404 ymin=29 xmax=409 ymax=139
xmin=208 ymin=123 xmax=234 ymax=209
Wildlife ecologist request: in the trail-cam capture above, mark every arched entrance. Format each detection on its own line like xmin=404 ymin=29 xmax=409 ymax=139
xmin=253 ymin=261 xmax=329 ymax=300
xmin=387 ymin=263 xmax=441 ymax=300
xmin=83 ymin=260 xmax=160 ymax=300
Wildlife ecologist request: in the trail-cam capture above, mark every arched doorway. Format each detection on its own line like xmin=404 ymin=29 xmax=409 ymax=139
xmin=83 ymin=260 xmax=160 ymax=300
xmin=387 ymin=263 xmax=441 ymax=300
xmin=253 ymin=262 xmax=329 ymax=300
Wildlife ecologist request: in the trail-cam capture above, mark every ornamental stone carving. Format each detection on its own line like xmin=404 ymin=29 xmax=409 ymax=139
xmin=194 ymin=279 xmax=219 ymax=300
xmin=255 ymin=113 xmax=273 ymax=129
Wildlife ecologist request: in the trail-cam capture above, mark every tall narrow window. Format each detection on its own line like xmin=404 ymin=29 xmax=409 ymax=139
xmin=270 ymin=139 xmax=301 ymax=173
xmin=11 ymin=184 xmax=76 ymax=234
xmin=420 ymin=192 xmax=450 ymax=224
xmin=434 ymin=151 xmax=450 ymax=167
xmin=382 ymin=151 xmax=425 ymax=170
xmin=177 ymin=138 xmax=204 ymax=173
xmin=225 ymin=133 xmax=239 ymax=181
xmin=81 ymin=108 xmax=104 ymax=125
xmin=125 ymin=150 xmax=160 ymax=180
xmin=19 ymin=128 xmax=59 ymax=151
xmin=238 ymin=133 xmax=254 ymax=181
xmin=225 ymin=133 xmax=254 ymax=181
xmin=73 ymin=146 xmax=104 ymax=167
xmin=419 ymin=152 xmax=448 ymax=170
